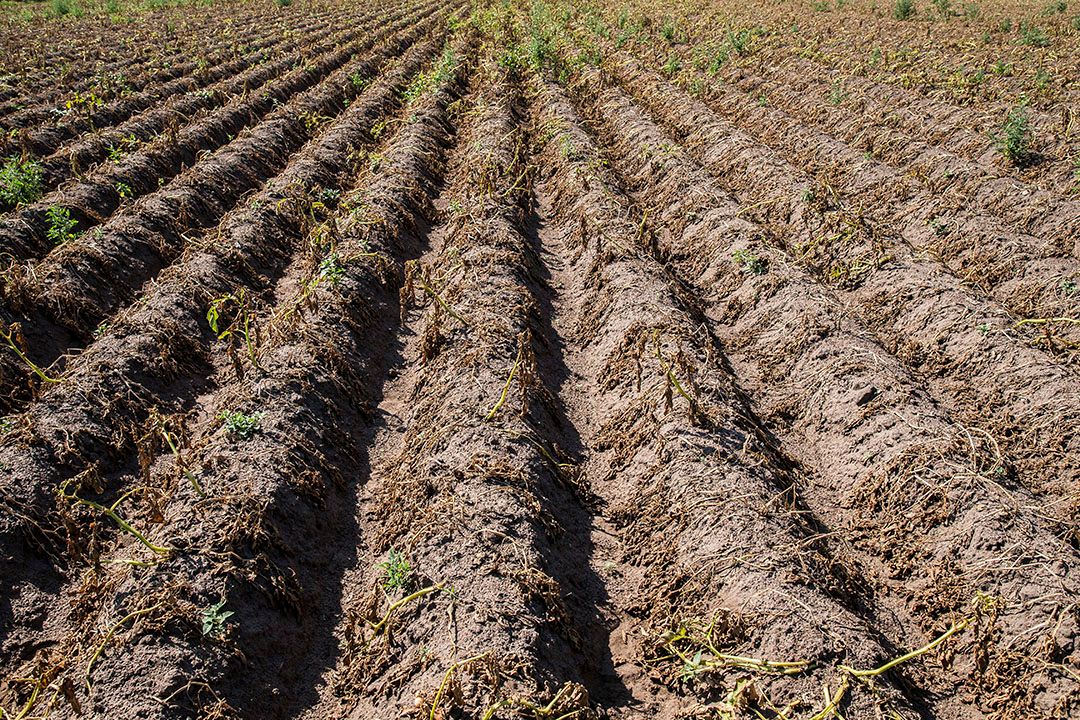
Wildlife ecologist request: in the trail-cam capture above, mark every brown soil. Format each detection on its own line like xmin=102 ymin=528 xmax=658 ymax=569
xmin=0 ymin=2 xmax=1076 ymax=719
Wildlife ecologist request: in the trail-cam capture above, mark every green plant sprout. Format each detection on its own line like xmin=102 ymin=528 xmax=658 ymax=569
xmin=379 ymin=547 xmax=413 ymax=591
xmin=403 ymin=45 xmax=457 ymax=103
xmin=1019 ymin=23 xmax=1050 ymax=47
xmin=201 ymin=599 xmax=234 ymax=638
xmin=828 ymin=79 xmax=847 ymax=105
xmin=316 ymin=252 xmax=345 ymax=286
xmin=733 ymin=248 xmax=768 ymax=275
xmin=64 ymin=90 xmax=103 ymax=115
xmin=991 ymin=101 xmax=1034 ymax=166
xmin=217 ymin=410 xmax=263 ymax=439
xmin=300 ymin=110 xmax=331 ymax=133
xmin=0 ymin=156 xmax=44 ymax=206
xmin=46 ymin=205 xmax=79 ymax=244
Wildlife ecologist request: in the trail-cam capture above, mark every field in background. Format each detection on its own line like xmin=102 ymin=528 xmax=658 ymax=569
xmin=0 ymin=1 xmax=1077 ymax=718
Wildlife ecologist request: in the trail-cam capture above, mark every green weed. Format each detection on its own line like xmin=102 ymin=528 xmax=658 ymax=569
xmin=379 ymin=547 xmax=413 ymax=591
xmin=316 ymin=252 xmax=345 ymax=286
xmin=1034 ymin=67 xmax=1052 ymax=90
xmin=527 ymin=32 xmax=553 ymax=70
xmin=583 ymin=10 xmax=608 ymax=39
xmin=300 ymin=110 xmax=331 ymax=133
xmin=46 ymin=205 xmax=78 ymax=244
xmin=705 ymin=28 xmax=757 ymax=74
xmin=894 ymin=0 xmax=916 ymax=20
xmin=828 ymin=79 xmax=847 ymax=105
xmin=733 ymin=248 xmax=768 ymax=275
xmin=0 ymin=156 xmax=43 ymax=206
xmin=64 ymin=90 xmax=102 ymax=114
xmin=50 ymin=0 xmax=80 ymax=17
xmin=201 ymin=600 xmax=234 ymax=638
xmin=660 ymin=17 xmax=679 ymax=43
xmin=727 ymin=27 xmax=756 ymax=54
xmin=349 ymin=69 xmax=368 ymax=90
xmin=930 ymin=217 xmax=950 ymax=237
xmin=403 ymin=45 xmax=456 ymax=103
xmin=217 ymin=410 xmax=263 ymax=439
xmin=1019 ymin=23 xmax=1050 ymax=46
xmin=990 ymin=101 xmax=1035 ymax=166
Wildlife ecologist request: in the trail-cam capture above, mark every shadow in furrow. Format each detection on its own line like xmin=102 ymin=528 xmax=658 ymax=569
xmin=213 ymin=277 xmax=409 ymax=720
xmin=519 ymin=200 xmax=633 ymax=711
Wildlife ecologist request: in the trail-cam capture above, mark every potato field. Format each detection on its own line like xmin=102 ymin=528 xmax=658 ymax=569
xmin=0 ymin=0 xmax=1077 ymax=718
